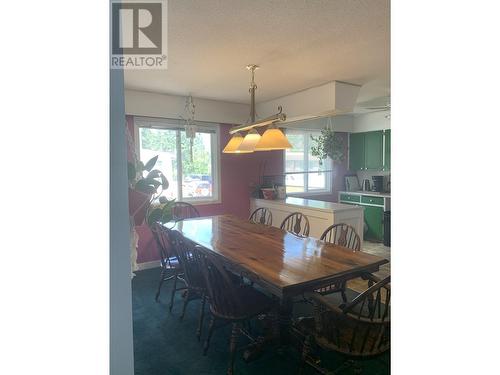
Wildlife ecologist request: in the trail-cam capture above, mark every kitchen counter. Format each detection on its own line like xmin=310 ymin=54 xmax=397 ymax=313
xmin=338 ymin=190 xmax=391 ymax=198
xmin=250 ymin=197 xmax=364 ymax=241
xmin=255 ymin=197 xmax=363 ymax=213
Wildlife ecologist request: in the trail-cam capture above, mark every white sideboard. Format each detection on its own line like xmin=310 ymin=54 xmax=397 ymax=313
xmin=250 ymin=197 xmax=364 ymax=244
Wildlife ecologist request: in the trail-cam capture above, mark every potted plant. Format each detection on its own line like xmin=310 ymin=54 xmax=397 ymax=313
xmin=128 ymin=155 xmax=171 ymax=277
xmin=310 ymin=128 xmax=345 ymax=165
xmin=128 ymin=155 xmax=170 ymax=223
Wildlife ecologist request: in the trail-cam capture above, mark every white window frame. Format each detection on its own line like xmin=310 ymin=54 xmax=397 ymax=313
xmin=284 ymin=129 xmax=332 ymax=197
xmin=134 ymin=116 xmax=221 ymax=205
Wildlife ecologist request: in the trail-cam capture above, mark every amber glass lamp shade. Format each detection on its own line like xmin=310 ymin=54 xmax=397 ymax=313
xmin=223 ymin=133 xmax=252 ymax=153
xmin=254 ymin=126 xmax=292 ymax=151
xmin=236 ymin=129 xmax=261 ymax=152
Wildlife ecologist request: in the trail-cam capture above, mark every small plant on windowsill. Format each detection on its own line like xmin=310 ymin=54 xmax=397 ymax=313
xmin=310 ymin=128 xmax=345 ymax=166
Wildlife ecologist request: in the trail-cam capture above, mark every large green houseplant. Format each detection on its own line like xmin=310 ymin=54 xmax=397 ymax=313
xmin=128 ymin=155 xmax=171 ymax=224
xmin=128 ymin=155 xmax=173 ymax=277
xmin=310 ymin=128 xmax=345 ymax=165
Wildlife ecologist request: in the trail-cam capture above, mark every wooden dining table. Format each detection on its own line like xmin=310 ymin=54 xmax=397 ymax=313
xmin=171 ymin=214 xmax=388 ymax=343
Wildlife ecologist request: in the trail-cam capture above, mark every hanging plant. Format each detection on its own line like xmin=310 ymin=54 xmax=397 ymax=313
xmin=310 ymin=128 xmax=345 ymax=165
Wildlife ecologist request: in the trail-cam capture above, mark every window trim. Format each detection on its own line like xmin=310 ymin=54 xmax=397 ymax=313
xmin=133 ymin=116 xmax=221 ymax=205
xmin=284 ymin=129 xmax=332 ymax=197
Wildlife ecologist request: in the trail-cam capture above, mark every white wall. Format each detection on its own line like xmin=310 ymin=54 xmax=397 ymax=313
xmin=125 ymin=89 xmax=249 ymax=124
xmin=110 ymin=72 xmax=135 ymax=375
xmin=125 ymin=89 xmax=390 ymax=134
xmin=352 ymin=111 xmax=391 ymax=132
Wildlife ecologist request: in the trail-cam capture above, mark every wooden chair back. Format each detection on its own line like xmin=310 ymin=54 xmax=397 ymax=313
xmin=171 ymin=202 xmax=200 ymax=221
xmin=149 ymin=222 xmax=175 ymax=267
xmin=280 ymin=212 xmax=310 ymax=237
xmin=249 ymin=207 xmax=273 ymax=226
xmin=167 ymin=230 xmax=205 ymax=290
xmin=305 ymin=275 xmax=391 ymax=357
xmin=198 ymin=249 xmax=243 ymax=319
xmin=320 ymin=223 xmax=361 ymax=251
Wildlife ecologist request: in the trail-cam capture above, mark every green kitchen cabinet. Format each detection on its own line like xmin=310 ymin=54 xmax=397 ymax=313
xmin=348 ymin=131 xmax=384 ymax=171
xmin=364 ymin=205 xmax=384 ymax=241
xmin=384 ymin=129 xmax=391 ymax=171
xmin=364 ymin=131 xmax=384 ymax=170
xmin=349 ymin=133 xmax=365 ymax=171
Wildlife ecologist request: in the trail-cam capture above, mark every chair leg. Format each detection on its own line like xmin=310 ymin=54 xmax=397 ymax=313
xmin=155 ymin=268 xmax=166 ymax=302
xmin=299 ymin=334 xmax=312 ymax=374
xmin=341 ymin=289 xmax=348 ymax=303
xmin=169 ymin=272 xmax=178 ymax=312
xmin=204 ymin=315 xmax=216 ymax=355
xmin=340 ymin=281 xmax=348 ymax=303
xmin=180 ymin=288 xmax=190 ymax=321
xmin=197 ymin=294 xmax=206 ymax=341
xmin=227 ymin=322 xmax=240 ymax=375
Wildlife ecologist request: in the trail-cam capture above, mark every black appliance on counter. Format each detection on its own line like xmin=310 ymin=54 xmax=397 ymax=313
xmin=372 ymin=175 xmax=384 ymax=192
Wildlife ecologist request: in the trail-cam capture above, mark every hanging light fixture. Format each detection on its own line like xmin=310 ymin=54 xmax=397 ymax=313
xmin=222 ymin=132 xmax=252 ymax=153
xmin=254 ymin=121 xmax=292 ymax=151
xmin=237 ymin=128 xmax=261 ymax=152
xmin=223 ymin=64 xmax=289 ymax=153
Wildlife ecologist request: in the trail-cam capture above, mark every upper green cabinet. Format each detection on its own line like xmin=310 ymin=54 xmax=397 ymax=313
xmin=364 ymin=131 xmax=383 ymax=170
xmin=348 ymin=133 xmax=365 ymax=172
xmin=383 ymin=129 xmax=391 ymax=171
xmin=349 ymin=130 xmax=388 ymax=171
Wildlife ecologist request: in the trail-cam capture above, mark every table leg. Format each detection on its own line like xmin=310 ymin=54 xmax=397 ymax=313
xmin=278 ymin=297 xmax=294 ymax=346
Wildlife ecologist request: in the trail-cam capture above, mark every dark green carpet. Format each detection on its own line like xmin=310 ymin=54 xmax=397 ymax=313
xmin=132 ymin=268 xmax=390 ymax=375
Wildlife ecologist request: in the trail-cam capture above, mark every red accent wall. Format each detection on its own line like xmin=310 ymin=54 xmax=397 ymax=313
xmin=127 ymin=116 xmax=283 ymax=264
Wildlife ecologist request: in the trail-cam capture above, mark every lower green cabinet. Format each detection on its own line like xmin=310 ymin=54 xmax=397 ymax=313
xmin=364 ymin=205 xmax=384 ymax=241
xmin=339 ymin=192 xmax=387 ymax=242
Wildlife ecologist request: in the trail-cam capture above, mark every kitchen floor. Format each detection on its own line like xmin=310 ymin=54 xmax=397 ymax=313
xmin=347 ymin=241 xmax=390 ymax=293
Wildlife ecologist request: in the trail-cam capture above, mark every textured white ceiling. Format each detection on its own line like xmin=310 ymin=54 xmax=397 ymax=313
xmin=124 ymin=0 xmax=390 ymax=105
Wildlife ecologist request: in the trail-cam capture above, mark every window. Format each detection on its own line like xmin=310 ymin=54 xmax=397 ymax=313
xmin=284 ymin=130 xmax=332 ymax=194
xmin=134 ymin=118 xmax=220 ymax=204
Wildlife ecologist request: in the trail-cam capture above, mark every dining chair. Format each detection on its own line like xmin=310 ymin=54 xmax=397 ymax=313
xmin=320 ymin=223 xmax=361 ymax=251
xmin=168 ymin=230 xmax=208 ymax=340
xmin=171 ymin=202 xmax=200 ymax=221
xmin=280 ymin=212 xmax=310 ymax=237
xmin=295 ymin=275 xmax=391 ymax=374
xmin=198 ymin=247 xmax=277 ymax=375
xmin=248 ymin=207 xmax=272 ymax=226
xmin=150 ymin=222 xmax=184 ymax=305
xmin=149 ymin=202 xmax=198 ymax=302
xmin=316 ymin=224 xmax=361 ymax=301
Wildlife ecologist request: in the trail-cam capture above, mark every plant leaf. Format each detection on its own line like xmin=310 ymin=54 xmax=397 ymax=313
xmin=144 ymin=155 xmax=158 ymax=172
xmin=147 ymin=207 xmax=163 ymax=225
xmin=160 ymin=173 xmax=169 ymax=190
xmin=135 ymin=179 xmax=157 ymax=194
xmin=146 ymin=169 xmax=161 ymax=179
xmin=143 ymin=177 xmax=161 ymax=189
